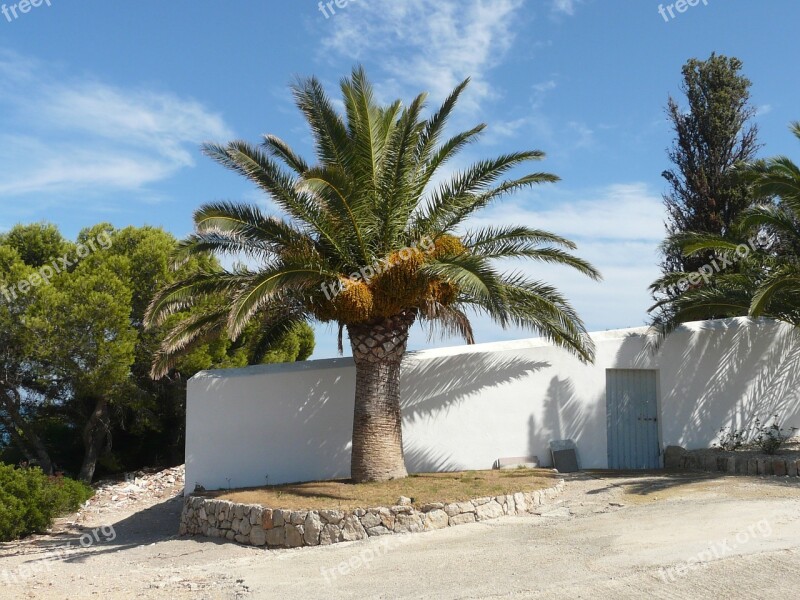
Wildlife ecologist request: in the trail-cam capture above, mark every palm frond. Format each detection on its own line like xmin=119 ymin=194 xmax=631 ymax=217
xmin=226 ymin=267 xmax=328 ymax=339
xmin=144 ymin=269 xmax=250 ymax=329
xmin=262 ymin=134 xmax=309 ymax=175
xmin=150 ymin=308 xmax=229 ymax=379
xmin=420 ymin=303 xmax=475 ymax=345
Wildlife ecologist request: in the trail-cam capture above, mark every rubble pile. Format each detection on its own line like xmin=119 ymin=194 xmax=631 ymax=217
xmin=73 ymin=465 xmax=185 ymax=522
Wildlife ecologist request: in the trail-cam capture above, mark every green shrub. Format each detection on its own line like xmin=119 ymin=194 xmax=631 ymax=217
xmin=0 ymin=464 xmax=94 ymax=541
xmin=754 ymin=416 xmax=798 ymax=455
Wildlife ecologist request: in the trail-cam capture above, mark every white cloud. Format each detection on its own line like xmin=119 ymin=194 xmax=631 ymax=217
xmin=566 ymin=121 xmax=595 ymax=148
xmin=468 ymin=182 xmax=665 ymax=331
xmin=321 ymin=0 xmax=525 ymax=110
xmin=551 ymin=0 xmax=577 ymax=15
xmin=0 ymin=52 xmax=233 ymax=202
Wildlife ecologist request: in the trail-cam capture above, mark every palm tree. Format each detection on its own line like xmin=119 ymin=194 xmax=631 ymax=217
xmin=145 ymin=67 xmax=600 ymax=483
xmin=649 ymin=122 xmax=800 ymax=331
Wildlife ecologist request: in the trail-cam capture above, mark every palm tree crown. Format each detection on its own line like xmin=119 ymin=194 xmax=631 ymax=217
xmin=146 ymin=67 xmax=600 ymax=374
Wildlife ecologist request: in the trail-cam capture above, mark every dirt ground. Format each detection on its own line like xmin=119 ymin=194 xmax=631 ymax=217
xmin=1 ymin=471 xmax=799 ymax=599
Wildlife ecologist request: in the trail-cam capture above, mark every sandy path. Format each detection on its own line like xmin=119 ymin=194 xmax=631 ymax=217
xmin=1 ymin=472 xmax=799 ymax=599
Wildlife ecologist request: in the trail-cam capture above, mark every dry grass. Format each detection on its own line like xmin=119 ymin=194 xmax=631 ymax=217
xmin=204 ymin=469 xmax=558 ymax=511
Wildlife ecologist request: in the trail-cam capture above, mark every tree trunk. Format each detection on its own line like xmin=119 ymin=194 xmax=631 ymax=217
xmin=78 ymin=398 xmax=110 ymax=483
xmin=347 ymin=310 xmax=415 ymax=483
xmin=0 ymin=388 xmax=54 ymax=474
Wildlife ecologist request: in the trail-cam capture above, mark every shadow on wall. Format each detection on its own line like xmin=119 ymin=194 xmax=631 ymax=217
xmin=623 ymin=319 xmax=800 ymax=449
xmin=400 ymin=352 xmax=550 ymax=422
xmin=527 ymin=377 xmax=603 ymax=468
xmin=400 ymin=351 xmax=551 ymax=472
xmin=291 ymin=372 xmax=356 ymax=480
xmin=190 ymin=364 xmax=357 ymax=489
xmin=403 ymin=443 xmax=461 ymax=474
xmin=400 ymin=350 xmax=604 ymax=470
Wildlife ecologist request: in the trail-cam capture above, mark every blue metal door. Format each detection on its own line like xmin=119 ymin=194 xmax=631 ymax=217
xmin=606 ymin=369 xmax=661 ymax=469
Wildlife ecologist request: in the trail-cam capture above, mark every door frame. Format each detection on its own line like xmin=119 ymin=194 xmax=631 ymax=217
xmin=605 ymin=368 xmax=664 ymax=469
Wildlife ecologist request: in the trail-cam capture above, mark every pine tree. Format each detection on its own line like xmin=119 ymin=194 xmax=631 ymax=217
xmin=660 ymin=54 xmax=760 ymax=278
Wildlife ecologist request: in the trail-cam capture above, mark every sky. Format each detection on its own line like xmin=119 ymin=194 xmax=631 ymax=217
xmin=1 ymin=0 xmax=799 ymax=359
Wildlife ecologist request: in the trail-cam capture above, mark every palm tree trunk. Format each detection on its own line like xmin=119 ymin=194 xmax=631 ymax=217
xmin=347 ymin=310 xmax=416 ymax=483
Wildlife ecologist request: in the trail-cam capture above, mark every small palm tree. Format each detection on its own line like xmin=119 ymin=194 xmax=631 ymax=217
xmin=145 ymin=67 xmax=600 ymax=483
xmin=649 ymin=122 xmax=800 ymax=330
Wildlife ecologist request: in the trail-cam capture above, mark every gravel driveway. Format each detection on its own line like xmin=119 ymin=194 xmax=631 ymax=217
xmin=2 ymin=472 xmax=799 ymax=599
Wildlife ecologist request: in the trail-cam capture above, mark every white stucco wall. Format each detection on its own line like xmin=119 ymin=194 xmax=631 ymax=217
xmin=185 ymin=318 xmax=800 ymax=493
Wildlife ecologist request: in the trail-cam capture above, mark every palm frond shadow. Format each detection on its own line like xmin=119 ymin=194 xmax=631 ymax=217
xmin=624 ymin=319 xmax=800 ymax=450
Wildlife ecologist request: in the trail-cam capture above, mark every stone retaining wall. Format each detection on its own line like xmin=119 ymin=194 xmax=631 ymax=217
xmin=665 ymin=446 xmax=800 ymax=477
xmin=179 ymin=480 xmax=565 ymax=549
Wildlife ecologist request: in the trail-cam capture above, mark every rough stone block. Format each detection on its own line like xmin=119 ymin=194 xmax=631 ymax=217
xmin=239 ymin=519 xmax=252 ymax=536
xmin=340 ymin=515 xmax=367 ymax=541
xmin=360 ymin=512 xmax=382 ymax=529
xmin=449 ymin=513 xmax=476 ymax=526
xmin=261 ymin=509 xmax=273 ymax=530
xmin=774 ymin=460 xmax=787 ymax=477
xmin=249 ymin=525 xmax=267 ymax=546
xmin=266 ymin=526 xmax=285 ymax=547
xmin=304 ymin=512 xmax=323 ymax=546
xmin=273 ymin=510 xmax=289 ymax=528
xmin=663 ymin=446 xmax=687 ymax=469
xmin=285 ymin=524 xmax=304 ymax=548
xmin=290 ymin=511 xmax=308 ymax=526
xmin=423 ymin=509 xmax=449 ymax=531
xmin=475 ymin=500 xmax=505 ymax=521
xmin=378 ymin=508 xmax=395 ymax=530
xmin=319 ymin=523 xmax=341 ymax=545
xmin=735 ymin=456 xmax=748 ymax=475
xmin=319 ymin=509 xmax=344 ymax=524
xmin=505 ymin=494 xmax=516 ymax=514
xmin=394 ymin=513 xmax=424 ymax=534
xmin=703 ymin=454 xmax=718 ymax=472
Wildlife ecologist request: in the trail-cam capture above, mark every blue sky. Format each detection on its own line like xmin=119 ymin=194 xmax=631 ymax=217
xmin=1 ymin=0 xmax=799 ymax=359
